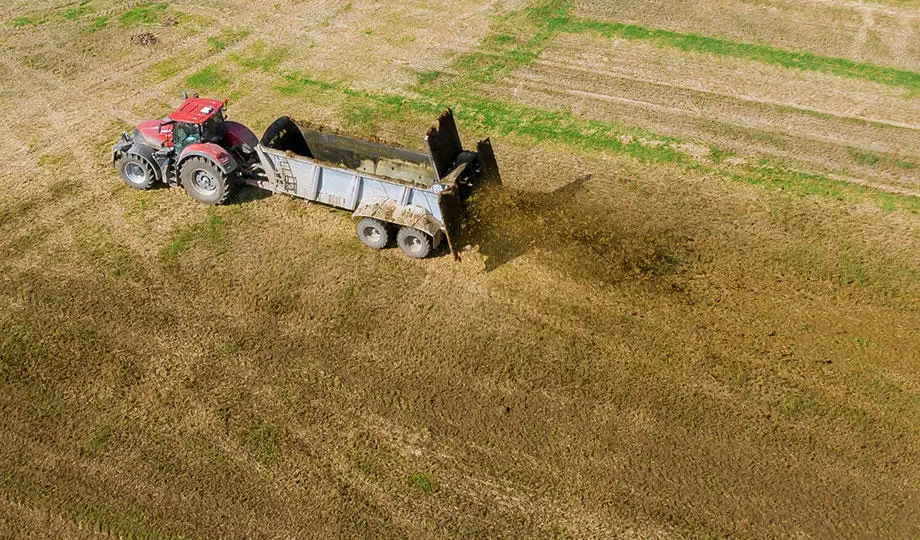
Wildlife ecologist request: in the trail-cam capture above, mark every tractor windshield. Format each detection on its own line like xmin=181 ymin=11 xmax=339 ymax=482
xmin=201 ymin=110 xmax=224 ymax=142
xmin=173 ymin=122 xmax=199 ymax=152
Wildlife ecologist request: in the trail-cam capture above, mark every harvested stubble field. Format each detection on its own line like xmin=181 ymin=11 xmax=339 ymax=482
xmin=1 ymin=0 xmax=920 ymax=537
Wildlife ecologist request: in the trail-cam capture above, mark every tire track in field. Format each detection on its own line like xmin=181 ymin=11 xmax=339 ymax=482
xmin=541 ymin=34 xmax=920 ymax=127
xmin=522 ymin=59 xmax=920 ymax=156
xmin=484 ymin=34 xmax=920 ymax=190
xmin=573 ymin=0 xmax=920 ymax=71
xmin=532 ymin=56 xmax=920 ymax=132
xmin=496 ymin=75 xmax=920 ymax=189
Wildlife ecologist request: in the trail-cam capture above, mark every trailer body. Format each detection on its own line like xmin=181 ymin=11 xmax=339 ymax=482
xmin=247 ymin=111 xmax=499 ymax=258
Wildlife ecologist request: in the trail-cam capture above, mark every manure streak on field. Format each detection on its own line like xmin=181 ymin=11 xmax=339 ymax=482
xmin=463 ymin=179 xmax=688 ymax=282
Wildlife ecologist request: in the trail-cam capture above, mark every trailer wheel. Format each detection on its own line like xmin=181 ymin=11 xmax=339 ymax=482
xmin=118 ymin=154 xmax=156 ymax=190
xmin=397 ymin=227 xmax=432 ymax=259
xmin=180 ymin=156 xmax=234 ymax=205
xmin=356 ymin=218 xmax=390 ymax=249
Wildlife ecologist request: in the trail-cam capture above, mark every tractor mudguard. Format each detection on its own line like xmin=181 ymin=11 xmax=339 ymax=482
xmin=179 ymin=142 xmax=239 ymax=174
xmin=223 ymin=121 xmax=259 ymax=150
xmin=111 ymin=137 xmax=132 ymax=166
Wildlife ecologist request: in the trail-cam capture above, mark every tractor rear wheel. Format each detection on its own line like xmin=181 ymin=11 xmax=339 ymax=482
xmin=180 ymin=156 xmax=234 ymax=205
xmin=397 ymin=227 xmax=432 ymax=259
xmin=118 ymin=154 xmax=156 ymax=190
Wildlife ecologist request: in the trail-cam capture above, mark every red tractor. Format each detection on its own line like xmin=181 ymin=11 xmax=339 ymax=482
xmin=111 ymin=96 xmax=260 ymax=204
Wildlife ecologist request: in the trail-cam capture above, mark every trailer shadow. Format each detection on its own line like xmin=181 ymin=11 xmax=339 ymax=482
xmin=462 ymin=175 xmax=689 ymax=284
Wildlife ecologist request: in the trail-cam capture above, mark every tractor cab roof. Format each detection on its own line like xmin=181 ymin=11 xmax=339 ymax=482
xmin=168 ymin=97 xmax=224 ymax=124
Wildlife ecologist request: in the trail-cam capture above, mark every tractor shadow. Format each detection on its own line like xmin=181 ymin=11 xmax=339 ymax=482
xmin=233 ymin=184 xmax=274 ymax=205
xmin=462 ymin=175 xmax=689 ymax=283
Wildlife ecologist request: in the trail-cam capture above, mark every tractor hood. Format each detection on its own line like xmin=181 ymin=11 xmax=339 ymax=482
xmin=134 ymin=119 xmax=172 ymax=149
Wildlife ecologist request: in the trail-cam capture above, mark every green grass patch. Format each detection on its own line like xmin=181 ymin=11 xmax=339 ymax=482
xmin=851 ymin=149 xmax=918 ymax=170
xmin=184 ymin=64 xmax=230 ymax=92
xmin=853 ymin=151 xmax=881 ymax=166
xmin=206 ymin=28 xmax=250 ymax=53
xmin=119 ymin=2 xmax=168 ymax=27
xmin=162 ymin=208 xmax=228 ymax=263
xmin=278 ymin=67 xmax=683 ymax=163
xmin=341 ymin=103 xmax=378 ymax=134
xmin=416 ymin=70 xmax=439 ymax=85
xmin=408 ymin=472 xmax=438 ymax=494
xmin=10 ymin=16 xmax=35 ymax=27
xmin=275 ymin=72 xmax=340 ymax=95
xmin=437 ymin=0 xmax=920 ymax=94
xmin=233 ymin=41 xmax=287 ymax=72
xmin=63 ymin=1 xmax=92 ymax=20
xmin=85 ymin=16 xmax=109 ymax=32
xmin=148 ymin=55 xmax=190 ymax=81
xmin=432 ymin=1 xmax=572 ymax=83
xmin=732 ymin=162 xmax=920 ymax=213
xmin=243 ymin=419 xmax=284 ymax=468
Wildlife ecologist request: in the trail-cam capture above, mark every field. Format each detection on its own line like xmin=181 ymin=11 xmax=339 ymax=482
xmin=1 ymin=0 xmax=920 ymax=537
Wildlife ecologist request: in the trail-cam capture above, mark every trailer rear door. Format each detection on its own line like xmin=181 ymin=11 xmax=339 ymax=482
xmin=425 ymin=109 xmax=463 ymax=180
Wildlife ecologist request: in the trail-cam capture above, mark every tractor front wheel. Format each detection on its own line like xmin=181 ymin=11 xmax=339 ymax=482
xmin=180 ymin=157 xmax=234 ymax=205
xmin=118 ymin=154 xmax=156 ymax=190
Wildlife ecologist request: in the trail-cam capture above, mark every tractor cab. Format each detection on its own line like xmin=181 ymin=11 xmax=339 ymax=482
xmin=167 ymin=97 xmax=226 ymax=152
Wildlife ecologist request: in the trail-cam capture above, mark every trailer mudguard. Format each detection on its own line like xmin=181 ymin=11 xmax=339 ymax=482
xmin=353 ymin=198 xmax=443 ymax=238
xmin=179 ymin=142 xmax=238 ymax=174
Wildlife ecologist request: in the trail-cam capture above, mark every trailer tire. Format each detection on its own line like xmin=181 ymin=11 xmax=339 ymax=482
xmin=180 ymin=156 xmax=234 ymax=205
xmin=356 ymin=218 xmax=390 ymax=249
xmin=397 ymin=227 xmax=432 ymax=259
xmin=118 ymin=154 xmax=156 ymax=190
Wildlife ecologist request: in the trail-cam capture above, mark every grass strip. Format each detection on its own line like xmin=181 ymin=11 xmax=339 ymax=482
xmin=432 ymin=0 xmax=920 ymax=94
xmin=556 ymin=18 xmax=920 ymax=94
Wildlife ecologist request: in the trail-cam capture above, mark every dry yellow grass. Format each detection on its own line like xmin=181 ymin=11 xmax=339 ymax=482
xmin=1 ymin=0 xmax=920 ymax=537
